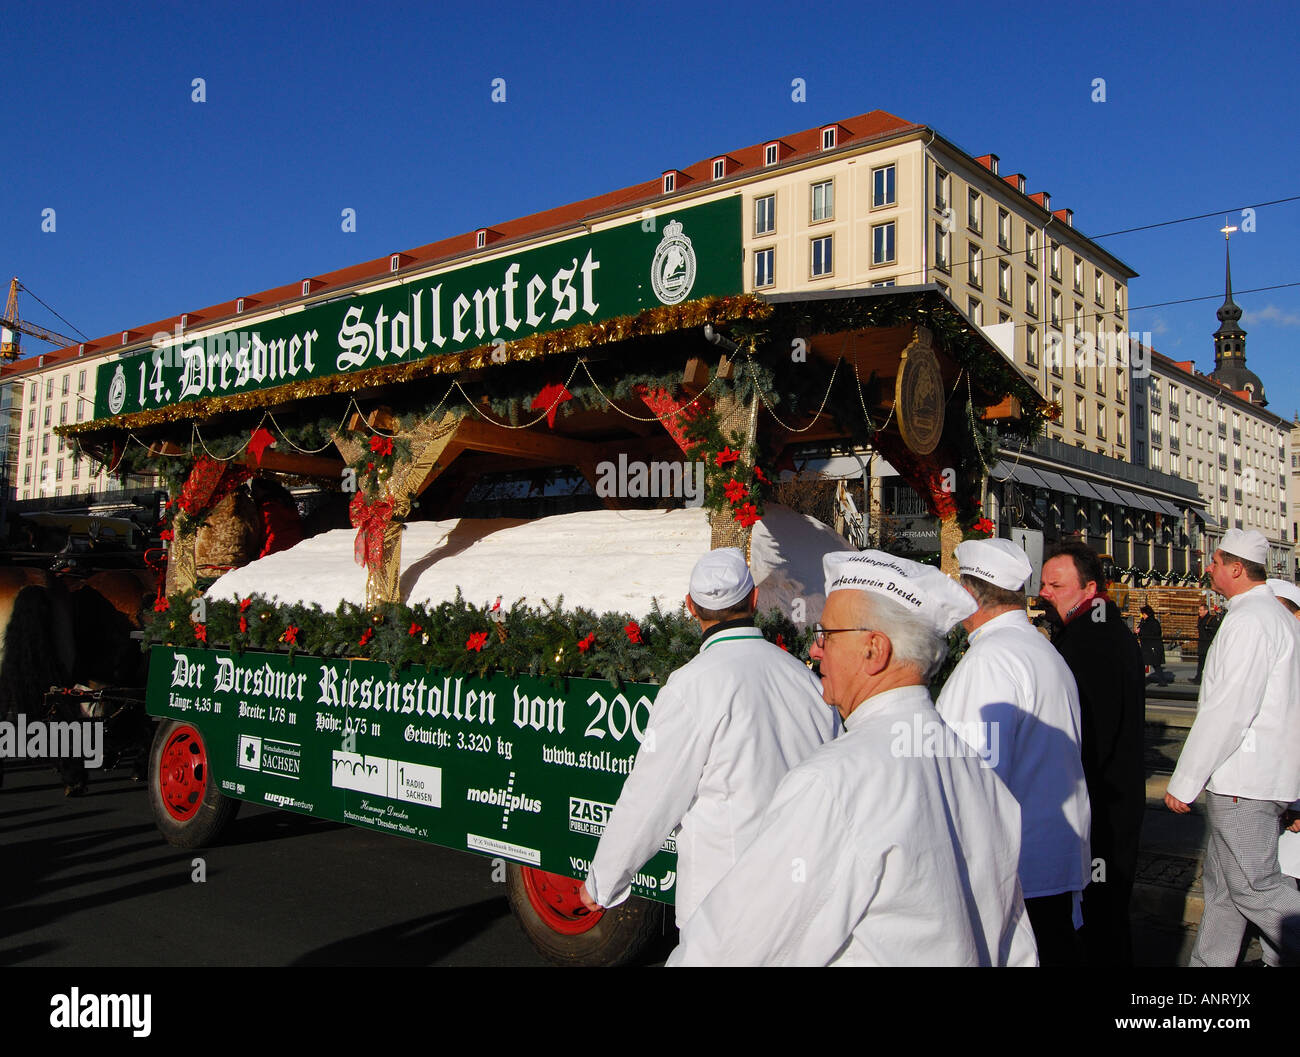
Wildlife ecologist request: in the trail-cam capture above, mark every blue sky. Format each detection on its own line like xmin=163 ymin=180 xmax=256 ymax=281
xmin=6 ymin=0 xmax=1299 ymax=416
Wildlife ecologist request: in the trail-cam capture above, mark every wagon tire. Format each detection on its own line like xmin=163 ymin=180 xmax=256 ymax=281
xmin=148 ymin=719 xmax=240 ymax=848
xmin=505 ymin=864 xmax=668 ymax=967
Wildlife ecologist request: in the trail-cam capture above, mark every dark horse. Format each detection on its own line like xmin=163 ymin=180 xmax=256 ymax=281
xmin=0 ymin=567 xmax=155 ymax=792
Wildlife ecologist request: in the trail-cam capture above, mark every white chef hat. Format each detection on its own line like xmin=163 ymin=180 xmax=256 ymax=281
xmin=1267 ymin=578 xmax=1300 ymax=609
xmin=955 ymin=537 xmax=1033 ymax=591
xmin=823 ymin=549 xmax=976 ymax=635
xmin=1220 ymin=528 xmax=1268 ymax=565
xmin=689 ymin=547 xmax=755 ymax=610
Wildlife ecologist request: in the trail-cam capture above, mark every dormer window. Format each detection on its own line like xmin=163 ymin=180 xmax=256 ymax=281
xmin=180 ymin=314 xmax=189 ymax=329
xmin=712 ymin=158 xmax=725 ymax=180
xmin=77 ymin=344 xmax=86 ymax=358
xmin=821 ymin=127 xmax=836 ymax=150
xmin=663 ymin=173 xmax=675 ymax=193
xmin=121 ymin=332 xmax=129 ymax=345
xmin=765 ymin=143 xmax=779 ymax=166
xmin=302 ymin=281 xmax=312 ymax=297
xmin=391 ymin=254 xmax=402 ymax=273
xmin=476 ymin=230 xmax=487 ymax=248
xmin=236 ymin=298 xmax=245 ymax=313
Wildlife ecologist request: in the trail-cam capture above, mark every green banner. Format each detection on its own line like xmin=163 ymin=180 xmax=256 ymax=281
xmin=152 ymin=646 xmax=676 ymax=903
xmin=98 ymin=197 xmax=742 ymax=419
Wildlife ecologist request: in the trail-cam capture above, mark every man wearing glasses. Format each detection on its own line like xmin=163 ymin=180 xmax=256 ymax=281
xmin=669 ymin=550 xmax=1037 ymax=965
xmin=579 ymin=548 xmax=837 ymax=929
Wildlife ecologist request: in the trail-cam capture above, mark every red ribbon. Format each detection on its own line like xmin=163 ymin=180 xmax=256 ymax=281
xmin=349 ymin=492 xmax=396 ymax=569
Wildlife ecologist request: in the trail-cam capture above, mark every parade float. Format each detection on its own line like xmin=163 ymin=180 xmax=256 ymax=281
xmin=60 ymin=197 xmax=1050 ymax=964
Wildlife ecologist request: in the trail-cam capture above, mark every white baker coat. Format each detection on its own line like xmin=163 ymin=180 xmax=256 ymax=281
xmin=1167 ymin=584 xmax=1300 ymax=804
xmin=668 ymin=685 xmax=1038 ymax=966
xmin=935 ymin=610 xmax=1091 ymax=899
xmin=585 ymin=626 xmax=838 ymax=925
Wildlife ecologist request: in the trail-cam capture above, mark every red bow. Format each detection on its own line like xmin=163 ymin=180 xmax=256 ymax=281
xmin=349 ymin=492 xmax=396 ymax=569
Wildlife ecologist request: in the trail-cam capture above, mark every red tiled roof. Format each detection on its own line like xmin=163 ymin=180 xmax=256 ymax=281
xmin=7 ymin=109 xmax=924 ymax=377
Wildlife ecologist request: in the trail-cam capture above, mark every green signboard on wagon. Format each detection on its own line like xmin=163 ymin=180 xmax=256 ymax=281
xmin=153 ymin=646 xmax=677 ymax=903
xmin=96 ymin=196 xmax=743 ymax=420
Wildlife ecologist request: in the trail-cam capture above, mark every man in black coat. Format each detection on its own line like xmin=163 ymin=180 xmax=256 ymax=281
xmin=1039 ymin=541 xmax=1146 ymax=966
xmin=1192 ymin=602 xmax=1220 ymax=684
xmin=1137 ymin=605 xmax=1170 ymax=685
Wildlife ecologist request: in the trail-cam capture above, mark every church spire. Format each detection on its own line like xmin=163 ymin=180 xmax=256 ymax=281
xmin=1209 ymin=224 xmax=1266 ymax=404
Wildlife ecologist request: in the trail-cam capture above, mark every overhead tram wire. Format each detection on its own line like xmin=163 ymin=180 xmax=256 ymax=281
xmin=18 ymin=283 xmax=91 ymax=343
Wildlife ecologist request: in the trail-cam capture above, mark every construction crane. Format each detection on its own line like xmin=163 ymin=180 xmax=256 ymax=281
xmin=1 ymin=277 xmax=81 ymax=361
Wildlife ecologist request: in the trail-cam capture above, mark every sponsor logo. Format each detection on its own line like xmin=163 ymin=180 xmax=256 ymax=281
xmin=568 ymin=797 xmax=676 ymax=851
xmin=467 ymin=833 xmax=541 ymax=865
xmin=237 ymin=735 xmax=301 ymax=779
xmin=466 ymin=772 xmax=541 ymax=830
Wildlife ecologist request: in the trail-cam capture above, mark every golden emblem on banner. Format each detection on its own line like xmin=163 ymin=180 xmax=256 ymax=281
xmin=895 ymin=327 xmax=944 ymax=455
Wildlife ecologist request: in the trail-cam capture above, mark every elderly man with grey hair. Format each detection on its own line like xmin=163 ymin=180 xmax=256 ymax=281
xmin=668 ymin=550 xmax=1038 ymax=966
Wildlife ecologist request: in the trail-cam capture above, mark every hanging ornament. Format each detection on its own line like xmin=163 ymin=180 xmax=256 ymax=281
xmin=248 ymin=426 xmax=277 ymax=466
xmin=530 ymin=381 xmax=573 ymax=429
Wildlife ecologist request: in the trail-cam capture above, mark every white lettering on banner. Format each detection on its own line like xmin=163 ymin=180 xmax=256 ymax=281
xmin=511 ymin=686 xmax=566 ymax=733
xmin=315 ymin=667 xmax=496 ymax=726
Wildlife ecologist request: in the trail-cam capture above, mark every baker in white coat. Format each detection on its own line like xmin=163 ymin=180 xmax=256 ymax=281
xmin=936 ymin=538 xmax=1091 ymax=965
xmin=1165 ymin=529 xmax=1300 ymax=966
xmin=579 ymin=548 xmax=837 ymax=927
xmin=669 ymin=550 xmax=1038 ymax=966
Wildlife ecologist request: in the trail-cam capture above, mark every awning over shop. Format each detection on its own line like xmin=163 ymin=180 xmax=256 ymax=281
xmin=1113 ymin=487 xmax=1159 ymax=514
xmin=1087 ymin=482 xmax=1125 ymax=505
xmin=990 ymin=462 xmax=1050 ymax=489
xmin=1153 ymin=498 xmax=1183 ymax=517
xmin=1060 ymin=474 xmax=1105 ymax=501
xmin=1033 ymin=468 xmax=1076 ymax=496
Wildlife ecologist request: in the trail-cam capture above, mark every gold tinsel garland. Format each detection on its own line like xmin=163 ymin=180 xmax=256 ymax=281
xmin=60 ymin=295 xmax=773 ymax=439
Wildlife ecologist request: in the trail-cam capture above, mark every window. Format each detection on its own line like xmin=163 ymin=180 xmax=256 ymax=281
xmin=821 ymin=127 xmax=836 ymax=150
xmin=55 ymin=460 xmax=63 ymax=482
xmin=998 ymin=261 xmax=1012 ymax=303
xmin=872 ymin=279 xmax=896 ymax=287
xmin=1073 ymin=258 xmax=1084 ymax=293
xmin=1051 ymin=384 xmax=1063 ymax=408
xmin=968 ymin=243 xmax=982 ymax=288
xmin=1094 ymin=269 xmax=1104 ymax=306
xmin=712 ymin=159 xmax=725 ymax=180
xmin=1026 ymin=276 xmax=1038 ymax=316
xmin=1114 ymin=281 xmax=1124 ymax=315
xmin=1073 ymin=301 xmax=1083 ymax=332
xmin=935 ymin=224 xmax=951 ymax=271
xmin=754 ymin=195 xmax=775 ymax=235
xmin=967 ymin=298 xmax=983 ymax=325
xmin=28 ymin=384 xmax=35 ymax=403
xmin=1117 ymin=410 xmax=1126 ymax=444
xmin=1075 ymin=395 xmax=1086 ymax=432
xmin=754 ymin=248 xmax=774 ymax=288
xmin=1096 ymin=404 xmax=1107 ymax=440
xmin=1097 ymin=360 xmax=1106 ymax=395
xmin=872 ymin=164 xmax=895 ymax=207
xmin=45 ymin=378 xmax=52 ymax=399
xmin=1196 ymin=395 xmax=1203 ymax=416
xmin=78 ymin=401 xmax=87 ymax=422
xmin=765 ymin=143 xmax=778 ymax=165
xmin=22 ymin=466 xmax=30 ymax=486
xmin=872 ymin=222 xmax=896 ymax=265
xmin=935 ymin=168 xmax=950 ymax=209
xmin=43 ymin=406 xmax=50 ymax=427
xmin=811 ymin=181 xmax=833 ymax=222
xmin=997 ymin=208 xmax=1011 ymax=249
xmin=59 ymin=403 xmax=67 ymax=424
xmin=24 ymin=438 xmax=32 ymax=458
xmin=26 ymin=409 xmax=33 ymax=430
xmin=77 ymin=369 xmax=86 ymax=392
xmin=968 ymin=189 xmax=982 ymax=232
xmin=61 ymin=375 xmax=69 ymax=395
xmin=662 ymin=174 xmax=674 ymax=194
xmin=1050 ymin=290 xmax=1062 ymax=327
xmin=811 ymin=236 xmax=833 ymax=277
xmin=1050 ymin=241 xmax=1062 ymax=280
xmin=1048 ymin=333 xmax=1064 ymax=376
xmin=1026 ymin=325 xmax=1040 ymax=367
xmin=1075 ymin=356 xmax=1086 ymax=386
xmin=1025 ymin=226 xmax=1038 ymax=267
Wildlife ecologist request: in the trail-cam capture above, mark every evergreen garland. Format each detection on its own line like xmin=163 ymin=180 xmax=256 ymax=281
xmin=146 ymin=590 xmax=818 ymax=687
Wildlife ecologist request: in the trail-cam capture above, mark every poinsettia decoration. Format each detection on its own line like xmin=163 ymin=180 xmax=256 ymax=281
xmin=466 ymin=630 xmax=489 ymax=652
xmin=530 ymin=381 xmax=573 ymax=429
